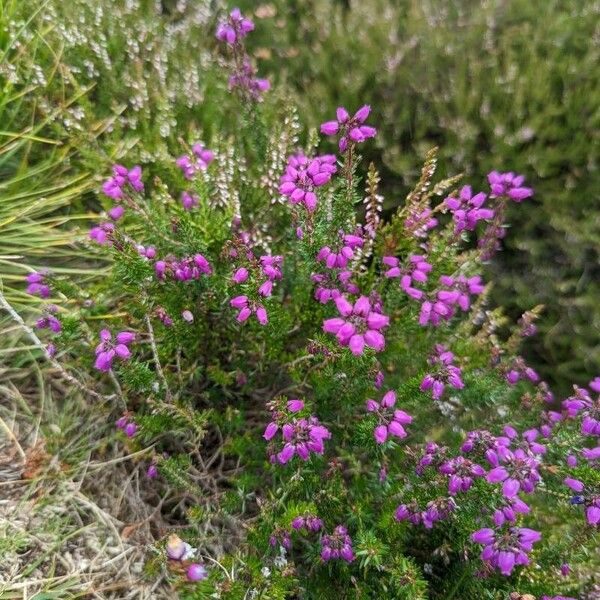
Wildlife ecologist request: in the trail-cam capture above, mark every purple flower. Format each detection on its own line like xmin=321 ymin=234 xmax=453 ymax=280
xmin=395 ymin=497 xmax=457 ymax=529
xmin=383 ymin=254 xmax=432 ymax=300
xmin=471 ymin=525 xmax=541 ymax=575
xmin=94 ymin=328 xmax=135 ymax=371
xmin=154 ymin=254 xmax=212 ymax=282
xmin=439 ymin=456 xmax=485 ymax=495
xmin=323 ymin=295 xmax=389 ymax=355
xmin=488 ymin=171 xmax=533 ymax=202
xmin=485 ymin=447 xmax=541 ymax=498
xmin=320 ymin=105 xmax=377 ymax=152
xmin=89 ymin=222 xmax=115 ymax=245
xmin=186 ymin=563 xmax=208 ymax=582
xmin=279 ymin=153 xmax=337 ymax=212
xmin=181 ymin=191 xmax=199 ymax=210
xmin=420 ymin=344 xmax=464 ymax=400
xmin=166 ymin=534 xmax=187 ymax=560
xmin=562 ymin=381 xmax=600 ymax=437
xmin=25 ymin=271 xmax=51 ymax=298
xmin=101 ymin=164 xmax=144 ymax=199
xmin=445 ymin=185 xmax=494 ymax=234
xmin=365 ymin=390 xmax=412 ymax=445
xmin=216 ymin=7 xmax=254 ymax=45
xmin=176 ymin=144 xmax=214 ymax=180
xmin=320 ymin=525 xmax=354 ymax=563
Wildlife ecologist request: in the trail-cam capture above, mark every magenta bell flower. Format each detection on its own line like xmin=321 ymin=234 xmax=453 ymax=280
xmin=445 ymin=185 xmax=494 ymax=234
xmin=486 ymin=447 xmax=541 ymax=498
xmin=320 ymin=525 xmax=354 ymax=563
xmin=383 ymin=254 xmax=432 ymax=300
xmin=94 ymin=329 xmax=135 ymax=371
xmin=25 ymin=271 xmax=51 ymax=298
xmin=420 ymin=344 xmax=464 ymax=400
xmin=488 ymin=171 xmax=533 ymax=202
xmin=101 ymin=164 xmax=143 ymax=199
xmin=181 ymin=191 xmax=198 ymax=210
xmin=320 ymin=105 xmax=377 ymax=152
xmin=323 ymin=295 xmax=389 ymax=355
xmin=365 ymin=390 xmax=412 ymax=444
xmin=176 ymin=143 xmax=214 ymax=180
xmin=89 ymin=222 xmax=115 ymax=245
xmin=471 ymin=525 xmax=541 ymax=576
xmin=279 ymin=153 xmax=337 ymax=212
xmin=216 ymin=7 xmax=254 ymax=45
xmin=439 ymin=456 xmax=486 ymax=495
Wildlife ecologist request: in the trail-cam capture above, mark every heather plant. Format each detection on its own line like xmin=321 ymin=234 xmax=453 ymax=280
xmin=2 ymin=6 xmax=600 ymax=600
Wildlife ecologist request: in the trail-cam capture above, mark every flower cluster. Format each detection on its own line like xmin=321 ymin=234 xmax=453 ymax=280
xmin=215 ymin=8 xmax=254 ymax=45
xmin=488 ymin=171 xmax=534 ymax=202
xmin=154 ymin=254 xmax=212 ymax=282
xmin=439 ymin=456 xmax=486 ymax=495
xmin=279 ymin=153 xmax=337 ymax=212
xmin=116 ymin=414 xmax=138 ymax=438
xmin=395 ymin=497 xmax=457 ymax=529
xmin=365 ymin=390 xmax=412 ymax=444
xmin=486 ymin=447 xmax=542 ymax=498
xmin=320 ymin=525 xmax=354 ymax=562
xmin=471 ymin=526 xmax=541 ymax=575
xmin=35 ymin=305 xmax=61 ymax=333
xmin=418 ymin=274 xmax=484 ymax=326
xmin=323 ymin=295 xmax=389 ymax=355
xmin=101 ymin=164 xmax=144 ymax=200
xmin=383 ymin=254 xmax=432 ymax=300
xmin=26 ymin=271 xmax=51 ymax=298
xmin=228 ymin=60 xmax=270 ymax=99
xmin=291 ymin=514 xmax=323 ymax=532
xmin=263 ymin=399 xmax=331 ymax=465
xmin=445 ymin=185 xmax=494 ymax=234
xmin=176 ymin=143 xmax=214 ymax=180
xmin=562 ymin=379 xmax=600 ymax=437
xmin=505 ymin=357 xmax=540 ymax=385
xmin=420 ymin=344 xmax=464 ymax=400
xmin=89 ymin=222 xmax=114 ymax=245
xmin=94 ymin=329 xmax=135 ymax=371
xmin=320 ymin=105 xmax=377 ymax=152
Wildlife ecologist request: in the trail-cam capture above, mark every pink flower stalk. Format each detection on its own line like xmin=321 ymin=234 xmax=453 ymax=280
xmin=504 ymin=356 xmax=540 ymax=385
xmin=89 ymin=222 xmax=115 ymax=245
xmin=320 ymin=105 xmax=377 ymax=152
xmin=323 ymin=295 xmax=389 ymax=355
xmin=107 ymin=205 xmax=124 ymax=220
xmin=269 ymin=528 xmax=292 ymax=550
xmin=383 ymin=254 xmax=432 ymax=300
xmin=415 ymin=442 xmax=448 ymax=475
xmin=154 ymin=254 xmax=212 ymax=282
xmin=25 ymin=271 xmax=51 ymax=298
xmin=228 ymin=60 xmax=270 ymax=99
xmin=101 ymin=164 xmax=144 ymax=199
xmin=279 ymin=153 xmax=337 ymax=212
xmin=94 ymin=329 xmax=135 ymax=371
xmin=176 ymin=144 xmax=214 ymax=180
xmin=216 ymin=7 xmax=254 ymax=45
xmin=445 ymin=185 xmax=494 ymax=234
xmin=404 ymin=206 xmax=438 ymax=239
xmin=471 ymin=526 xmax=541 ymax=575
xmin=488 ymin=171 xmax=534 ymax=202
xmin=439 ymin=456 xmax=486 ymax=495
xmin=320 ymin=525 xmax=354 ymax=562
xmin=461 ymin=429 xmax=511 ymax=467
xmin=420 ymin=344 xmax=464 ymax=400
xmin=365 ymin=390 xmax=412 ymax=444
xmin=230 ymin=295 xmax=269 ymax=325
xmin=116 ymin=414 xmax=138 ymax=438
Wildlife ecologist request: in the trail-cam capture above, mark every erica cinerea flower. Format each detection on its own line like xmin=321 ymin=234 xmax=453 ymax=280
xmin=439 ymin=456 xmax=486 ymax=495
xmin=154 ymin=254 xmax=212 ymax=282
xmin=365 ymin=390 xmax=412 ymax=444
xmin=420 ymin=344 xmax=464 ymax=400
xmin=291 ymin=514 xmax=323 ymax=532
xmin=181 ymin=191 xmax=198 ymax=210
xmin=89 ymin=222 xmax=114 ymax=245
xmin=562 ymin=380 xmax=600 ymax=437
xmin=395 ymin=497 xmax=457 ymax=529
xmin=486 ymin=447 xmax=541 ymax=498
xmin=445 ymin=185 xmax=494 ymax=234
xmin=215 ymin=7 xmax=254 ymax=45
xmin=35 ymin=305 xmax=61 ymax=333
xmin=25 ymin=271 xmax=51 ymax=298
xmin=323 ymin=295 xmax=389 ymax=355
xmin=176 ymin=143 xmax=214 ymax=180
xmin=116 ymin=414 xmax=138 ymax=438
xmin=471 ymin=526 xmax=541 ymax=575
xmin=263 ymin=398 xmax=331 ymax=465
xmin=383 ymin=254 xmax=432 ymax=300
xmin=488 ymin=171 xmax=534 ymax=202
xmin=94 ymin=329 xmax=135 ymax=371
xmin=320 ymin=525 xmax=354 ymax=562
xmin=320 ymin=105 xmax=377 ymax=152
xmin=279 ymin=153 xmax=337 ymax=212
xmin=186 ymin=563 xmax=208 ymax=582
xmin=101 ymin=164 xmax=144 ymax=199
